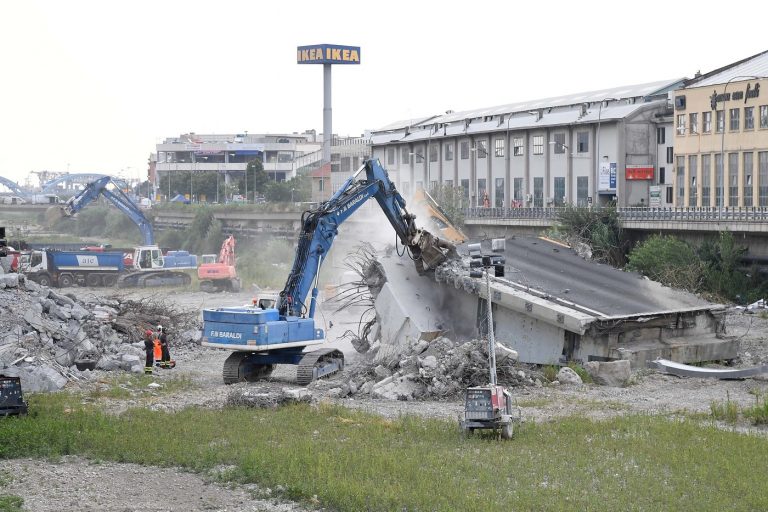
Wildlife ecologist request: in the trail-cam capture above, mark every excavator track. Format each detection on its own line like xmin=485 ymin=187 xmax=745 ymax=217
xmin=296 ymin=348 xmax=345 ymax=385
xmin=222 ymin=352 xmax=274 ymax=384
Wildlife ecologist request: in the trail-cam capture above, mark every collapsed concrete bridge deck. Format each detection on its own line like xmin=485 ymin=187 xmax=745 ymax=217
xmin=369 ymin=236 xmax=734 ymax=369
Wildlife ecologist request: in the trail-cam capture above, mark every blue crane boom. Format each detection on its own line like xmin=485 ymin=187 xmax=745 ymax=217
xmin=63 ymin=176 xmax=154 ymax=245
xmin=202 ymin=158 xmax=458 ymax=384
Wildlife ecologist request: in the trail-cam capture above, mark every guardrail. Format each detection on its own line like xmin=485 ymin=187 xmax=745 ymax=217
xmin=464 ymin=206 xmax=768 ymax=223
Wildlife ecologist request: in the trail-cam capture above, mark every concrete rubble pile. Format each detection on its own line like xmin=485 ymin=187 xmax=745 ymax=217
xmin=0 ymin=271 xmax=200 ymax=392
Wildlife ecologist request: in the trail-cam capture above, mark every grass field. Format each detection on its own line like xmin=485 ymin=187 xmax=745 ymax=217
xmin=1 ymin=391 xmax=767 ymax=511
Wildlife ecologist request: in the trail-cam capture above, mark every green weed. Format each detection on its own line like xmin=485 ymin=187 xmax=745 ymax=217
xmin=0 ymin=495 xmax=24 ymax=512
xmin=710 ymin=391 xmax=740 ymax=424
xmin=1 ymin=395 xmax=768 ymax=511
xmin=743 ymin=390 xmax=768 ymax=425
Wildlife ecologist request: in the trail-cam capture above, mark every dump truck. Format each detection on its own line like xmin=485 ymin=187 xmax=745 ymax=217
xmin=25 ymin=249 xmax=126 ymax=287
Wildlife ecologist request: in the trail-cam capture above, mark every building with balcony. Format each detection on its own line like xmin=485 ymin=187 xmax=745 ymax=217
xmin=672 ymin=50 xmax=768 ymax=208
xmin=370 ymin=80 xmax=683 ymax=208
xmin=155 ymin=131 xmax=324 ymax=199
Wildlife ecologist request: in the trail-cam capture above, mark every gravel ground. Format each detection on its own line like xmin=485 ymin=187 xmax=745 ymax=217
xmin=5 ymin=287 xmax=768 ymax=510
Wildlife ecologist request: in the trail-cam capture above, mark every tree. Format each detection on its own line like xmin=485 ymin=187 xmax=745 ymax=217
xmin=241 ymin=159 xmax=269 ymax=199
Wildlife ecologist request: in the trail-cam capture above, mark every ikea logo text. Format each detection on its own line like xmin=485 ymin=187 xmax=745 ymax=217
xmin=297 ymin=44 xmax=361 ymax=65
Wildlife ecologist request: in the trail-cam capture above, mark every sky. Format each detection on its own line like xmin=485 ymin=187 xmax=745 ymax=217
xmin=1 ymin=0 xmax=766 ymax=187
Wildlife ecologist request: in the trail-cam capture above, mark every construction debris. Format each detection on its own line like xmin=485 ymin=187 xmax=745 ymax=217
xmin=654 ymin=358 xmax=768 ymax=379
xmin=0 ymin=271 xmax=199 ymax=392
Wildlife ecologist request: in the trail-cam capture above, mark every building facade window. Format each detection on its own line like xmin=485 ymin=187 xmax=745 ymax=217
xmin=659 ymin=167 xmax=666 ymax=184
xmin=553 ymin=133 xmax=566 ymax=154
xmin=577 ymin=176 xmax=588 ymax=206
xmin=729 ymin=152 xmax=739 ymax=206
xmin=533 ymin=177 xmax=543 ymax=207
xmin=460 ymin=141 xmax=469 ymax=160
xmin=729 ymin=108 xmax=740 ymax=131
xmin=401 ymin=182 xmax=410 ymax=196
xmin=744 ymin=152 xmax=754 ymax=207
xmin=513 ymin=177 xmax=523 ymax=204
xmin=429 ymin=144 xmax=438 ymax=162
xmin=716 ymin=110 xmax=725 ymax=133
xmin=445 ymin=142 xmax=453 ymax=161
xmin=532 ymin=135 xmax=544 ymax=155
xmin=761 ymin=106 xmax=768 ymax=129
xmin=689 ymin=113 xmax=698 ymax=135
xmin=657 ymin=127 xmax=665 ymax=144
xmin=676 ymin=156 xmax=685 ymax=205
xmin=554 ymin=177 xmax=565 ymax=206
xmin=461 ymin=178 xmax=470 ymax=206
xmin=666 ymin=147 xmax=674 ymax=164
xmin=676 ymin=114 xmax=686 ymax=135
xmin=702 ymin=154 xmax=711 ymax=207
xmin=703 ymin=111 xmax=712 ymax=133
xmin=513 ymin=137 xmax=524 ymax=156
xmin=495 ymin=178 xmax=504 ymax=207
xmin=387 ymin=147 xmax=395 ymax=165
xmin=745 ymin=107 xmax=755 ymax=130
xmin=477 ymin=178 xmax=487 ymax=205
xmin=715 ymin=153 xmax=724 ymax=207
xmin=476 ymin=140 xmax=487 ymax=159
xmin=689 ymin=155 xmax=698 ymax=207
xmin=402 ymin=147 xmax=410 ymax=164
xmin=760 ymin=152 xmax=768 ymax=206
xmin=494 ymin=138 xmax=504 ymax=158
xmin=577 ymin=131 xmax=589 ymax=153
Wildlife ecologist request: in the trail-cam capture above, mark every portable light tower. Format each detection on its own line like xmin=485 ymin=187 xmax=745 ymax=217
xmin=459 ymin=239 xmax=520 ymax=439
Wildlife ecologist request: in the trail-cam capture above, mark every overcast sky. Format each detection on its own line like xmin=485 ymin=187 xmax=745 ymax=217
xmin=1 ymin=0 xmax=766 ymax=186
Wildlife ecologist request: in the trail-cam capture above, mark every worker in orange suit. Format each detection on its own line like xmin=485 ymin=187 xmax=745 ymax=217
xmin=153 ymin=331 xmax=162 ymax=367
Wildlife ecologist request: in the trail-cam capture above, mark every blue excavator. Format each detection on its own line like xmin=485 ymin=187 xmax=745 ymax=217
xmin=57 ymin=176 xmax=197 ymax=287
xmin=202 ymin=158 xmax=458 ymax=384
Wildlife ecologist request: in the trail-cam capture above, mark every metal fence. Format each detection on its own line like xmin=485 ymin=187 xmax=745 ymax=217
xmin=464 ymin=206 xmax=768 ymax=223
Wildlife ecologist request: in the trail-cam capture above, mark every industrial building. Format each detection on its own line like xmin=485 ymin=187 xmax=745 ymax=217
xmin=672 ymin=50 xmax=768 ymax=207
xmin=154 ymin=131 xmax=323 ymax=194
xmin=369 ymin=80 xmax=683 ymax=208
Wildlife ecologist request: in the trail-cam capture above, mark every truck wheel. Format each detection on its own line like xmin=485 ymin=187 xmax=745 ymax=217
xmin=37 ymin=275 xmax=51 ymax=287
xmin=103 ymin=275 xmax=118 ymax=287
xmin=501 ymin=423 xmax=514 ymax=440
xmin=86 ymin=274 xmax=102 ymax=287
xmin=59 ymin=274 xmax=74 ymax=287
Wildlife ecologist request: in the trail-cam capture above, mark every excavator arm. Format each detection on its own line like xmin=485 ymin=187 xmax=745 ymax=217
xmin=278 ymin=158 xmax=457 ymax=318
xmin=61 ymin=176 xmax=155 ymax=245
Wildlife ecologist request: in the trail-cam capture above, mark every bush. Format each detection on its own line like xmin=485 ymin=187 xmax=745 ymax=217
xmin=555 ymin=206 xmax=627 ymax=265
xmin=626 ymin=235 xmax=704 ymax=291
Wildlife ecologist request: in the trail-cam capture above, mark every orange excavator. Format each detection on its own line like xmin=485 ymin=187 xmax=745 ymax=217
xmin=198 ymin=235 xmax=241 ymax=293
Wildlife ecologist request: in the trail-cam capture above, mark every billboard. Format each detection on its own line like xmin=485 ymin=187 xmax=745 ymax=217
xmin=297 ymin=44 xmax=361 ymax=65
xmin=599 ymin=162 xmax=617 ymax=191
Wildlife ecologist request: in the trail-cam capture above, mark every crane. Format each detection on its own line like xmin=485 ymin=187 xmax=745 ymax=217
xmin=58 ymin=177 xmax=197 ymax=287
xmin=202 ymin=158 xmax=458 ymax=384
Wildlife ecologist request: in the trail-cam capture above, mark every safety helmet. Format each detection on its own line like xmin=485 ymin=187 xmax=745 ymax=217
xmin=157 ymin=325 xmax=163 ymax=332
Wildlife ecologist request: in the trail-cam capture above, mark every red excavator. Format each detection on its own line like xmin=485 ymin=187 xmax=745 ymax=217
xmin=198 ymin=235 xmax=241 ymax=292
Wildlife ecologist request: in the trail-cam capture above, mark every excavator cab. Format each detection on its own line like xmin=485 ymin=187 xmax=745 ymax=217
xmin=133 ymin=246 xmax=165 ymax=270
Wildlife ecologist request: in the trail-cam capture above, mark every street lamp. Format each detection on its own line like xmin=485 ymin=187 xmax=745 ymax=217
xmin=716 ymin=75 xmax=766 ymax=208
xmin=595 ymin=97 xmax=617 ymax=205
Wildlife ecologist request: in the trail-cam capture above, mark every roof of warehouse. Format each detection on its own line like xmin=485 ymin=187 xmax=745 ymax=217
xmin=683 ymin=49 xmax=768 ymax=88
xmin=373 ymin=78 xmax=683 ymax=133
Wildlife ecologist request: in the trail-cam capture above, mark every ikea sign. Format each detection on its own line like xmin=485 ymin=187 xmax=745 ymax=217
xmin=297 ymin=44 xmax=361 ymax=65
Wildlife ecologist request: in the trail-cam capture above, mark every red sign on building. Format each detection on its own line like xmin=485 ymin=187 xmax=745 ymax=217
xmin=625 ymin=165 xmax=654 ymax=180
